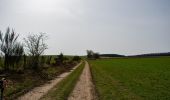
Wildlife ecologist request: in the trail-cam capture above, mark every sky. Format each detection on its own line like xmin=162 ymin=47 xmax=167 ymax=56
xmin=0 ymin=0 xmax=170 ymax=55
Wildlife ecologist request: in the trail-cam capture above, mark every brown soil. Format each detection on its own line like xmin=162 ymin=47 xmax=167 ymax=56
xmin=68 ymin=61 xmax=97 ymax=100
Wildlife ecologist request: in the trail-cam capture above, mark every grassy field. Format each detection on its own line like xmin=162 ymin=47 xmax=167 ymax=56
xmin=41 ymin=61 xmax=85 ymax=100
xmin=89 ymin=57 xmax=170 ymax=100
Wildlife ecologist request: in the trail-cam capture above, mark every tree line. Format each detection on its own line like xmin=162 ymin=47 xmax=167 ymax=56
xmin=0 ymin=27 xmax=81 ymax=72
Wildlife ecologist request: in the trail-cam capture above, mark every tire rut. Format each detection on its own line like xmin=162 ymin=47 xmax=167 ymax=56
xmin=68 ymin=61 xmax=97 ymax=100
xmin=17 ymin=62 xmax=82 ymax=100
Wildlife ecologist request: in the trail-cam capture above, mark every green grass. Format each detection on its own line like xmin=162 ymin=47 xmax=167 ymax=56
xmin=6 ymin=77 xmax=38 ymax=99
xmin=41 ymin=62 xmax=85 ymax=100
xmin=89 ymin=57 xmax=170 ymax=100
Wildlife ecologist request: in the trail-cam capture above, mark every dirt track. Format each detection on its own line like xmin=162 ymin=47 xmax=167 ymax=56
xmin=68 ymin=61 xmax=97 ymax=100
xmin=17 ymin=62 xmax=82 ymax=100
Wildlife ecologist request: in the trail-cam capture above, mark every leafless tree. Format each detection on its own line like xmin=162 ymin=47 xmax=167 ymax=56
xmin=24 ymin=33 xmax=48 ymax=69
xmin=87 ymin=50 xmax=94 ymax=58
xmin=86 ymin=50 xmax=100 ymax=59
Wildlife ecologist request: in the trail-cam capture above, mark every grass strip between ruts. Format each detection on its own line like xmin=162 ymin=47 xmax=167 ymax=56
xmin=41 ymin=61 xmax=85 ymax=100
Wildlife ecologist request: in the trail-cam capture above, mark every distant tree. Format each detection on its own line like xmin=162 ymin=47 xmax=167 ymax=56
xmin=58 ymin=53 xmax=64 ymax=59
xmin=58 ymin=53 xmax=64 ymax=64
xmin=24 ymin=33 xmax=48 ymax=69
xmin=54 ymin=53 xmax=65 ymax=65
xmin=72 ymin=56 xmax=81 ymax=61
xmin=86 ymin=50 xmax=100 ymax=59
xmin=86 ymin=50 xmax=94 ymax=59
xmin=93 ymin=52 xmax=100 ymax=59
xmin=0 ymin=27 xmax=24 ymax=70
xmin=46 ymin=56 xmax=52 ymax=65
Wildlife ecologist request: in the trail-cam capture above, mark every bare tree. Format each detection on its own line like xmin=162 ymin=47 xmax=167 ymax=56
xmin=0 ymin=27 xmax=24 ymax=70
xmin=86 ymin=50 xmax=100 ymax=59
xmin=24 ymin=33 xmax=47 ymax=69
xmin=86 ymin=50 xmax=94 ymax=59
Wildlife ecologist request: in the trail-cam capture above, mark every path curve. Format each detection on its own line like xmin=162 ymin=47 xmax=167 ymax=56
xmin=17 ymin=62 xmax=82 ymax=100
xmin=68 ymin=61 xmax=97 ymax=100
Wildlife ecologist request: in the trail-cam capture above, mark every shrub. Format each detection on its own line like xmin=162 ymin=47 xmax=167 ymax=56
xmin=72 ymin=56 xmax=81 ymax=61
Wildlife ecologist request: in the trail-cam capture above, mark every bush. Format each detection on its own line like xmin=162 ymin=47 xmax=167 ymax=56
xmin=72 ymin=56 xmax=81 ymax=61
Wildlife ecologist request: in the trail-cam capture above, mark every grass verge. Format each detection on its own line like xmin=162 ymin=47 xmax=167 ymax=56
xmin=41 ymin=61 xmax=85 ymax=100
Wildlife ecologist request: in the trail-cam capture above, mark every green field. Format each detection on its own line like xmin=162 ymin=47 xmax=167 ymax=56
xmin=89 ymin=57 xmax=170 ymax=100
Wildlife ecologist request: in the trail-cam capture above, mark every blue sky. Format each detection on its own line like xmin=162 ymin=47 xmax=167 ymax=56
xmin=0 ymin=0 xmax=170 ymax=55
